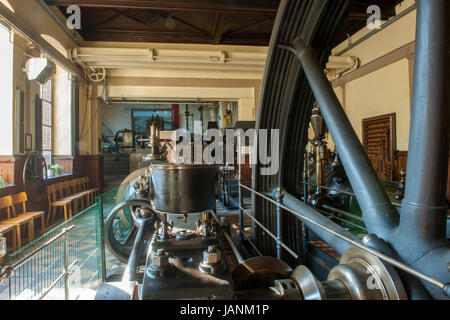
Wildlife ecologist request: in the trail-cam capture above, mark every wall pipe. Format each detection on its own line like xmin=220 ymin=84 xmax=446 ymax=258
xmin=334 ymin=3 xmax=416 ymax=56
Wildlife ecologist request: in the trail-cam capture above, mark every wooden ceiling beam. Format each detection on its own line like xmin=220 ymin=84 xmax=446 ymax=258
xmin=45 ymin=0 xmax=279 ymax=15
xmin=153 ymin=10 xmax=210 ymax=37
xmin=110 ymin=8 xmax=154 ymax=27
xmin=211 ymin=13 xmax=224 ymax=44
xmin=223 ymin=19 xmax=271 ymax=37
xmin=85 ymin=29 xmax=269 ymax=45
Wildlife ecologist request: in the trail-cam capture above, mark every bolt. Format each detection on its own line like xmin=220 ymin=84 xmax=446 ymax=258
xmin=362 ymin=233 xmax=378 ymax=245
xmin=444 ymin=283 xmax=450 ymax=298
xmin=204 ymin=249 xmax=219 ymax=264
xmin=152 ymin=249 xmax=169 ymax=268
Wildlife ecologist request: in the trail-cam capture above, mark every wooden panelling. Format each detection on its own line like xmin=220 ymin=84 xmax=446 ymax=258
xmin=0 ymin=185 xmax=17 ymax=198
xmin=73 ymin=155 xmax=104 ymax=191
xmin=0 ymin=155 xmax=104 ymax=214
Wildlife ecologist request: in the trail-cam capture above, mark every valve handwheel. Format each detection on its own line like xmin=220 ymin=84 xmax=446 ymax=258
xmin=23 ymin=152 xmax=48 ymax=202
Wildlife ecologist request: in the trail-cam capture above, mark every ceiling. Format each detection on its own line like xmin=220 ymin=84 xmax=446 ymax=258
xmin=44 ymin=0 xmax=400 ymax=46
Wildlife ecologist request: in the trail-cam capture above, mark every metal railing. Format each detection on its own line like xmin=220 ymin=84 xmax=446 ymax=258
xmin=238 ymin=183 xmax=450 ymax=296
xmin=1 ymin=199 xmax=105 ymax=300
xmin=2 ymin=226 xmax=79 ymax=300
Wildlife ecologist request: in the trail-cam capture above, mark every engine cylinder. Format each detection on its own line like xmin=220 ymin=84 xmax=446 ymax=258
xmin=149 ymin=164 xmax=217 ymax=214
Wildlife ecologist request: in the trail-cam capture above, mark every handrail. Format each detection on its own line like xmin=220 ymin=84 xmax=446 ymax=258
xmin=1 ymin=226 xmax=77 ymax=300
xmin=239 ymin=205 xmax=299 ymax=260
xmin=5 ymin=225 xmax=75 ymax=273
xmin=303 ymin=182 xmax=402 ymax=207
xmin=239 ymin=183 xmax=449 ymax=296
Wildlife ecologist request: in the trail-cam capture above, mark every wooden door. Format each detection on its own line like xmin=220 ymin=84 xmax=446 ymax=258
xmin=362 ymin=113 xmax=396 ymax=182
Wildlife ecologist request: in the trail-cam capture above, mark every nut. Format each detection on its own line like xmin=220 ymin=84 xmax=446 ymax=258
xmin=203 ymin=249 xmax=220 ymax=264
xmin=152 ymin=250 xmax=169 ymax=268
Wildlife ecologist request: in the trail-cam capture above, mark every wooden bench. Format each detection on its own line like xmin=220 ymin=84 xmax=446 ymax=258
xmin=12 ymin=192 xmax=46 ymax=236
xmin=47 ymin=184 xmax=73 ymax=224
xmin=79 ymin=177 xmax=99 ymax=206
xmin=0 ymin=196 xmax=34 ymax=249
xmin=47 ymin=176 xmax=99 ymax=223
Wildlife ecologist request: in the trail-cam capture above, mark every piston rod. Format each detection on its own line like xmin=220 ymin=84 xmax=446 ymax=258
xmin=223 ymin=232 xmax=244 ymax=264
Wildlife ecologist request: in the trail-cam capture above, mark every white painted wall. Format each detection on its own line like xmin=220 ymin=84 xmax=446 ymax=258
xmin=345 ymin=59 xmax=411 ymax=150
xmin=0 ymin=26 xmax=13 ymax=155
xmin=330 ymin=0 xmax=416 ymax=151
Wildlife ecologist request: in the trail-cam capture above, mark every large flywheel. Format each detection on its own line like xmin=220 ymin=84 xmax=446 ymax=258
xmin=253 ymin=0 xmax=353 ymax=261
xmin=23 ymin=152 xmax=48 ymax=202
xmin=105 ymin=199 xmax=158 ymax=263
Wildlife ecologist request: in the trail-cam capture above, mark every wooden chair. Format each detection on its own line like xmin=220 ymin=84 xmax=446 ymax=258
xmin=0 ymin=224 xmax=16 ymax=252
xmin=47 ymin=184 xmax=73 ymax=224
xmin=80 ymin=177 xmax=99 ymax=206
xmin=12 ymin=192 xmax=46 ymax=236
xmin=71 ymin=179 xmax=90 ymax=210
xmin=61 ymin=180 xmax=84 ymax=215
xmin=72 ymin=178 xmax=92 ymax=210
xmin=0 ymin=196 xmax=34 ymax=249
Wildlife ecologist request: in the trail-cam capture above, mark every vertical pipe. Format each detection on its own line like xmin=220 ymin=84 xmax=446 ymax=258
xmin=302 ymin=150 xmax=309 ymax=264
xmin=291 ymin=38 xmax=399 ymax=239
xmin=314 ymin=144 xmax=324 ymax=195
xmin=238 ymin=161 xmax=244 ymax=241
xmin=64 ymin=228 xmax=69 ymax=300
xmin=393 ymin=3 xmax=450 ymax=299
xmin=303 ymin=149 xmax=308 ymax=203
xmin=400 ymin=0 xmax=450 ymax=245
xmin=276 ymin=187 xmax=284 ymax=259
xmin=98 ymin=197 xmax=106 ymax=282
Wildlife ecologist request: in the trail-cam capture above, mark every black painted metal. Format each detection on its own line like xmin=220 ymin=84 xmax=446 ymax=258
xmin=253 ymin=0 xmax=352 ymax=264
xmin=105 ymin=199 xmax=156 ymax=263
xmin=149 ymin=164 xmax=217 ymax=214
xmin=128 ymin=216 xmax=151 ymax=281
xmin=255 ymin=0 xmax=449 ymax=299
xmin=392 ymin=0 xmax=450 ymax=300
xmin=291 ymin=37 xmax=399 ymax=240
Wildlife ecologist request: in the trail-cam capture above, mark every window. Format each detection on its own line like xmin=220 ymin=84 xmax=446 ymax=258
xmin=41 ymin=80 xmax=52 ymax=165
xmin=132 ymin=108 xmax=173 ymax=133
xmin=0 ymin=25 xmax=13 ymax=157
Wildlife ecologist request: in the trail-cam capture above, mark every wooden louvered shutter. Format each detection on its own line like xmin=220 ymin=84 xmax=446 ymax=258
xmin=362 ymin=113 xmax=396 ymax=182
